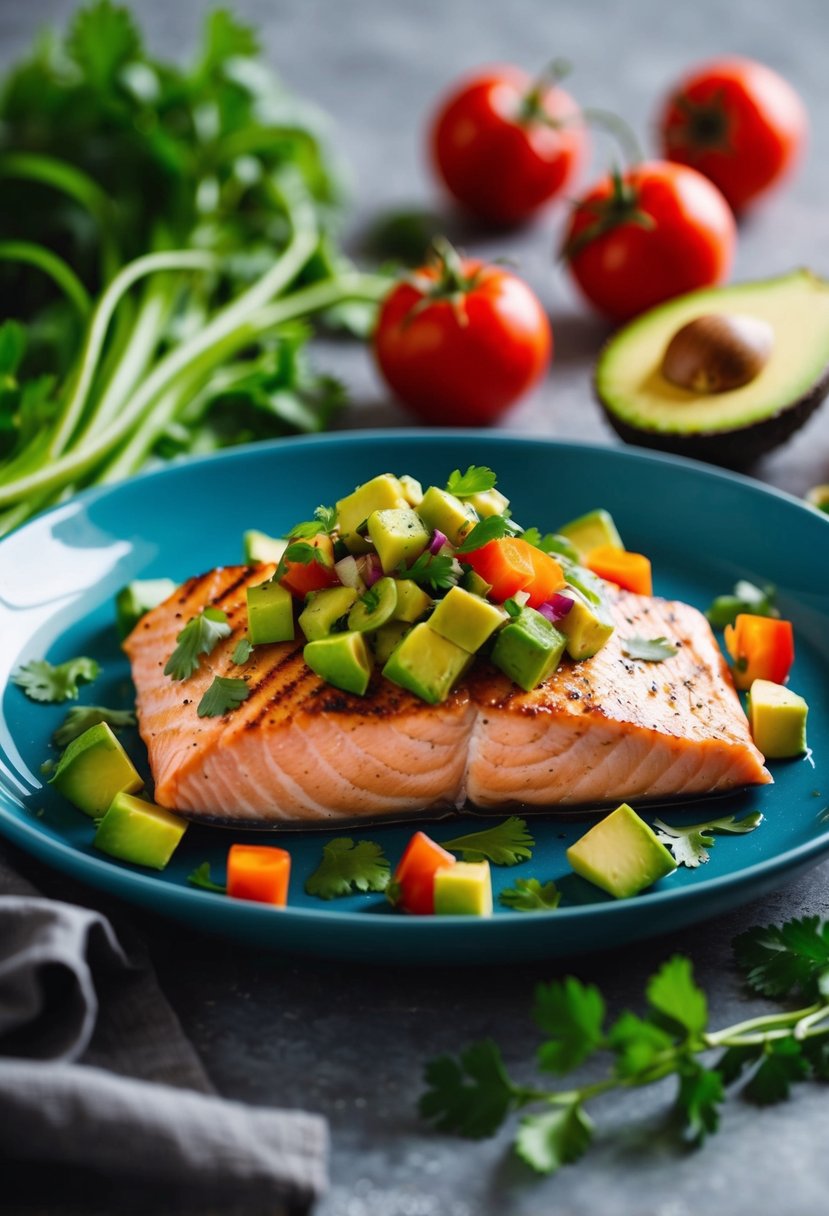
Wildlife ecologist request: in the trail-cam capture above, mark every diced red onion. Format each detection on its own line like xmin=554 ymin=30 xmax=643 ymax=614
xmin=357 ymin=554 xmax=383 ymax=587
xmin=428 ymin=529 xmax=448 ymax=555
xmin=512 ymin=589 xmax=531 ymax=607
xmin=538 ymin=594 xmax=575 ymax=623
xmin=335 ymin=555 xmax=364 ymax=591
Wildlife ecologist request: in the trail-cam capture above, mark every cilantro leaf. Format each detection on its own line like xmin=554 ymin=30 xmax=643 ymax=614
xmin=419 ymin=1039 xmax=519 ymax=1138
xmin=358 ymin=585 xmax=381 ymax=614
xmin=499 ymin=878 xmax=561 ymax=912
xmin=620 ymin=636 xmax=678 ymax=662
xmin=304 ymin=837 xmax=390 ymax=899
xmin=646 ymin=956 xmax=708 ymax=1038
xmin=515 ymin=1103 xmax=592 ymax=1174
xmin=440 ymin=817 xmax=534 ymax=866
xmin=654 ymin=812 xmax=763 ymax=868
xmin=232 ymin=637 xmax=254 ymax=665
xmin=403 ymin=551 xmax=459 ymax=591
xmin=13 ymin=657 xmax=100 ymax=703
xmin=445 ymin=466 xmax=497 ymax=497
xmin=676 ymin=1060 xmax=724 ymax=1143
xmin=454 ymin=514 xmax=510 ymax=554
xmin=197 ymin=676 xmax=250 ymax=718
xmin=67 ymin=0 xmax=142 ymax=91
xmin=274 ymin=540 xmax=328 ymax=582
xmin=706 ymin=581 xmax=779 ymax=630
xmin=534 ymin=978 xmax=605 ymax=1074
xmin=164 ymin=608 xmax=231 ymax=681
xmin=608 ymin=1012 xmax=674 ymax=1079
xmin=287 ymin=505 xmax=337 ymax=539
xmin=743 ymin=1039 xmax=809 ymax=1105
xmin=734 ymin=917 xmax=829 ymax=1000
xmin=187 ymin=862 xmax=226 ymax=893
xmin=53 ymin=705 xmax=135 ymax=748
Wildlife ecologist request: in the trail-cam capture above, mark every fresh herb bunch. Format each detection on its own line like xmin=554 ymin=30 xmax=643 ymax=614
xmin=0 ymin=1 xmax=388 ymax=534
xmin=421 ymin=916 xmax=829 ymax=1174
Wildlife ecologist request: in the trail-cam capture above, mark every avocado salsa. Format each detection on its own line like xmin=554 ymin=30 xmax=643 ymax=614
xmin=241 ymin=467 xmax=619 ymax=704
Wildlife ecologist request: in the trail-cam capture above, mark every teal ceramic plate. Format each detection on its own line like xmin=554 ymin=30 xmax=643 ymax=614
xmin=1 ymin=433 xmax=827 ymax=963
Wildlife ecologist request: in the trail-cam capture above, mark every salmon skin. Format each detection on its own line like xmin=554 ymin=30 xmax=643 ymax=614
xmin=124 ymin=565 xmax=771 ymax=825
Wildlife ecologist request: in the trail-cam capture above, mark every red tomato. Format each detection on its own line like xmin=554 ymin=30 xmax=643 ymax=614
xmin=391 ymin=832 xmax=456 ymax=915
xmin=659 ymin=58 xmax=808 ymax=213
xmin=724 ymin=615 xmax=795 ymax=691
xmin=563 ymin=161 xmax=736 ymax=322
xmin=280 ymin=534 xmax=338 ymax=598
xmin=374 ymin=242 xmax=551 ymax=426
xmin=430 ymin=65 xmax=588 ymax=225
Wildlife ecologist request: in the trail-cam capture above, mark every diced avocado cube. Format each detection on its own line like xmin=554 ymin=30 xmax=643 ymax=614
xmin=371 ymin=620 xmax=410 ymax=664
xmin=243 ymin=530 xmax=288 ymax=565
xmin=246 ymin=579 xmax=294 ymax=644
xmin=336 ymin=474 xmax=408 ymax=553
xmin=383 ymin=622 xmax=473 ymax=704
xmin=491 ymin=608 xmax=567 ymax=691
xmin=399 ymin=474 xmax=424 ymax=507
xmin=557 ymin=509 xmax=623 ymax=561
xmin=747 ymin=679 xmax=808 ymax=758
xmin=367 ymin=507 xmax=430 ymax=573
xmin=465 ymin=488 xmax=510 ymax=518
xmin=304 ymin=631 xmax=373 ymax=696
xmin=51 ymin=722 xmax=143 ymax=818
xmin=299 ymin=585 xmax=359 ymax=642
xmin=461 ymin=569 xmax=493 ymax=598
xmin=94 ymin=791 xmax=188 ymax=870
xmin=418 ymin=486 xmax=477 ymax=545
xmin=566 ymin=803 xmax=677 ymax=899
xmin=348 ymin=577 xmax=398 ymax=632
xmin=429 ymin=586 xmax=506 ymax=654
xmin=558 ymin=590 xmax=615 ymax=660
xmin=393 ymin=579 xmax=432 ymax=623
xmin=115 ymin=578 xmax=177 ymax=640
xmin=433 ymin=860 xmax=492 ymax=916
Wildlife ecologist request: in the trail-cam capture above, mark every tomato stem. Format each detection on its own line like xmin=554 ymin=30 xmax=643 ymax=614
xmin=519 ymin=57 xmax=573 ymax=123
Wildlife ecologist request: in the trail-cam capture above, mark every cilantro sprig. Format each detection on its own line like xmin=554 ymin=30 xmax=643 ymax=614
xmin=404 ymin=551 xmax=459 ymax=591
xmin=706 ymin=580 xmax=779 ymax=630
xmin=53 ymin=705 xmax=136 ymax=748
xmin=499 ymin=878 xmax=561 ymax=911
xmin=287 ymin=505 xmax=337 ymax=540
xmin=305 ymin=837 xmax=390 ymax=899
xmin=421 ymin=915 xmax=829 ymax=1174
xmin=446 ymin=466 xmax=497 ymax=497
xmin=164 ymin=608 xmax=231 ymax=681
xmin=187 ymin=862 xmax=226 ymax=893
xmin=273 ymin=541 xmax=328 ymax=582
xmin=620 ymin=635 xmax=678 ymax=662
xmin=13 ymin=656 xmax=100 ymax=703
xmin=655 ymin=812 xmax=763 ymax=868
xmin=197 ymin=676 xmax=250 ymax=718
xmin=440 ymin=817 xmax=534 ymax=866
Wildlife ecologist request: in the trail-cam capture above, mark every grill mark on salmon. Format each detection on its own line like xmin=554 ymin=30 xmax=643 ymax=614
xmin=124 ymin=567 xmax=772 ymax=824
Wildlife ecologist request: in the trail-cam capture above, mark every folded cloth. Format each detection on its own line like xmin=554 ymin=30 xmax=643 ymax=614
xmin=0 ymin=844 xmax=328 ymax=1215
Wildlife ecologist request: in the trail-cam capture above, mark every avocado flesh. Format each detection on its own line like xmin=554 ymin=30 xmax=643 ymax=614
xmin=246 ymin=579 xmax=294 ymax=644
xmin=243 ymin=530 xmax=288 ymax=565
xmin=94 ymin=792 xmax=188 ymax=869
xmin=382 ymin=622 xmax=473 ymax=704
xmin=304 ymin=631 xmax=374 ymax=696
xmin=491 ymin=608 xmax=567 ymax=692
xmin=429 ymin=586 xmax=506 ymax=654
xmin=51 ymin=722 xmax=143 ymax=818
xmin=336 ymin=474 xmax=408 ymax=553
xmin=747 ymin=679 xmax=808 ymax=759
xmin=393 ymin=579 xmax=432 ymax=623
xmin=367 ymin=507 xmax=430 ymax=573
xmin=557 ymin=509 xmax=623 ymax=561
xmin=115 ymin=578 xmax=177 ymax=640
xmin=433 ymin=861 xmax=493 ymax=916
xmin=567 ymin=803 xmax=677 ymax=899
xmin=418 ymin=486 xmax=476 ymax=545
xmin=558 ymin=591 xmax=615 ymax=660
xmin=299 ymin=586 xmax=359 ymax=642
xmin=596 ymin=271 xmax=829 ymax=468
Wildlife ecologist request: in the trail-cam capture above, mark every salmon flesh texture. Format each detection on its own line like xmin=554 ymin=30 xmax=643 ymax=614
xmin=124 ymin=565 xmax=771 ymax=824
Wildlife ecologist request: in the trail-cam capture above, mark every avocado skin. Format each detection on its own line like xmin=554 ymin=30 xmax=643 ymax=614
xmin=596 ymin=362 xmax=829 ymax=469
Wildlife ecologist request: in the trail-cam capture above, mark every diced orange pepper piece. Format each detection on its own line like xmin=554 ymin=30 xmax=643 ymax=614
xmin=509 ymin=538 xmax=566 ymax=608
xmin=585 ymin=545 xmax=653 ymax=596
xmin=227 ymin=844 xmax=291 ymax=906
xmin=280 ymin=533 xmax=339 ymax=598
xmin=390 ymin=831 xmax=456 ymax=915
xmin=462 ymin=537 xmax=535 ymax=602
xmin=724 ymin=614 xmax=794 ymax=691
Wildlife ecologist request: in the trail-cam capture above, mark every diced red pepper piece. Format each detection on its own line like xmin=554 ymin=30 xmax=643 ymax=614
xmin=227 ymin=844 xmax=291 ymax=906
xmin=585 ymin=545 xmax=653 ymax=596
xmin=724 ymin=614 xmax=795 ymax=691
xmin=280 ymin=533 xmax=339 ymax=598
xmin=390 ymin=831 xmax=456 ymax=915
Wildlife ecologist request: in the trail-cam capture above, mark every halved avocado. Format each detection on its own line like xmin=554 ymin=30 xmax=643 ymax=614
xmin=595 ymin=271 xmax=829 ymax=468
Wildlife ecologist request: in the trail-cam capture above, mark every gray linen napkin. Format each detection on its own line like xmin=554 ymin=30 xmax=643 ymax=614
xmin=0 ymin=844 xmax=328 ymax=1215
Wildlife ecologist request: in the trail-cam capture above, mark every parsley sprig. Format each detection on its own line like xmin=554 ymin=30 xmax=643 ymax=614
xmin=421 ymin=915 xmax=829 ymax=1174
xmin=164 ymin=608 xmax=231 ymax=681
xmin=13 ymin=656 xmax=100 ymax=703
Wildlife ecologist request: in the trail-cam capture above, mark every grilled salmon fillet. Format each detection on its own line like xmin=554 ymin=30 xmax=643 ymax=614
xmin=124 ymin=565 xmax=771 ymax=824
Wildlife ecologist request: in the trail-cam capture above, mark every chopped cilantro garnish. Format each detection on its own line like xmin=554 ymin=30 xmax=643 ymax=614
xmin=274 ymin=540 xmax=327 ymax=582
xmin=706 ymin=580 xmax=779 ymax=629
xmin=440 ymin=817 xmax=534 ymax=866
xmin=499 ymin=878 xmax=561 ymax=911
xmin=13 ymin=656 xmax=100 ymax=703
xmin=197 ymin=675 xmax=250 ymax=718
xmin=53 ymin=705 xmax=136 ymax=748
xmin=287 ymin=505 xmax=337 ymax=539
xmin=187 ymin=862 xmax=226 ymax=893
xmin=455 ymin=514 xmax=510 ymax=554
xmin=404 ymin=551 xmax=459 ymax=591
xmin=232 ymin=637 xmax=254 ymax=665
xmin=620 ymin=636 xmax=678 ymax=662
xmin=164 ymin=608 xmax=231 ymax=681
xmin=359 ymin=585 xmax=381 ymax=614
xmin=305 ymin=837 xmax=391 ymax=899
xmin=654 ymin=812 xmax=763 ymax=868
xmin=446 ymin=466 xmax=497 ymax=497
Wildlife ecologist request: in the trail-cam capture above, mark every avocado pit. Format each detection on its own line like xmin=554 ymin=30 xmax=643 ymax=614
xmin=661 ymin=313 xmax=774 ymax=394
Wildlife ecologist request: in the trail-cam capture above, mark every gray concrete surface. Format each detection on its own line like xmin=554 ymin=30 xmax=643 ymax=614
xmin=3 ymin=1 xmax=829 ymax=1212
